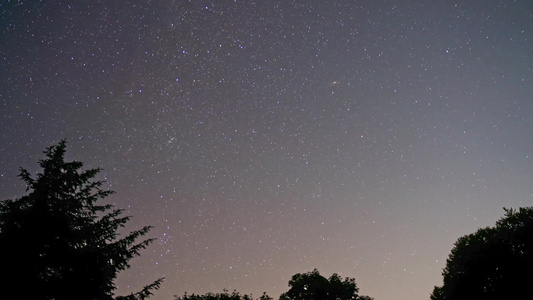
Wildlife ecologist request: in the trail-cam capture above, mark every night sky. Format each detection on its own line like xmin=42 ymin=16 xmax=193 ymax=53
xmin=1 ymin=1 xmax=533 ymax=300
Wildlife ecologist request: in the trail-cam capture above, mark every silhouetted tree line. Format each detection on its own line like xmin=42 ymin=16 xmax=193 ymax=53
xmin=175 ymin=270 xmax=374 ymax=300
xmin=2 ymin=141 xmax=533 ymax=300
xmin=176 ymin=289 xmax=268 ymax=300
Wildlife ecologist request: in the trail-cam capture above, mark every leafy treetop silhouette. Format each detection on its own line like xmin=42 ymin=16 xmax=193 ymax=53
xmin=0 ymin=140 xmax=163 ymax=300
xmin=430 ymin=207 xmax=533 ymax=300
xmin=279 ymin=269 xmax=372 ymax=300
xmin=175 ymin=289 xmax=262 ymax=300
xmin=174 ymin=269 xmax=373 ymax=300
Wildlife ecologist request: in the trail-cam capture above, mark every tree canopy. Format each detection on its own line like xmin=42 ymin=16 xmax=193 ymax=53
xmin=279 ymin=269 xmax=371 ymax=300
xmin=431 ymin=207 xmax=533 ymax=300
xmin=175 ymin=289 xmax=263 ymax=300
xmin=174 ymin=269 xmax=373 ymax=300
xmin=0 ymin=140 xmax=162 ymax=300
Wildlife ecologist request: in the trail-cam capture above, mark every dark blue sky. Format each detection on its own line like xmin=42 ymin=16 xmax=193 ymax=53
xmin=1 ymin=1 xmax=533 ymax=300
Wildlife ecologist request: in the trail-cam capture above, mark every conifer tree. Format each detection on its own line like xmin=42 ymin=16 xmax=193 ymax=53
xmin=0 ymin=140 xmax=163 ymax=300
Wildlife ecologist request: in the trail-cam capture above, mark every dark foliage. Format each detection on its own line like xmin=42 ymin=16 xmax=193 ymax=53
xmin=173 ymin=269 xmax=373 ymax=300
xmin=0 ymin=140 xmax=163 ymax=300
xmin=175 ymin=289 xmax=259 ymax=300
xmin=279 ymin=269 xmax=372 ymax=300
xmin=431 ymin=207 xmax=533 ymax=300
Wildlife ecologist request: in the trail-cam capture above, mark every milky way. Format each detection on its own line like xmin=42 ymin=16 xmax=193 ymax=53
xmin=1 ymin=1 xmax=532 ymax=300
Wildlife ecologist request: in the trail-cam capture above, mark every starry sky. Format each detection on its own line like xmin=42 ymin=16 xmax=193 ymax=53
xmin=1 ymin=1 xmax=533 ymax=300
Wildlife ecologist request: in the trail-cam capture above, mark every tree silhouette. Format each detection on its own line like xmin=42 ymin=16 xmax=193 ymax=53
xmin=0 ymin=140 xmax=163 ymax=300
xmin=279 ymin=269 xmax=371 ymax=300
xmin=431 ymin=207 xmax=533 ymax=300
xmin=175 ymin=289 xmax=256 ymax=300
xmin=173 ymin=270 xmax=372 ymax=300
